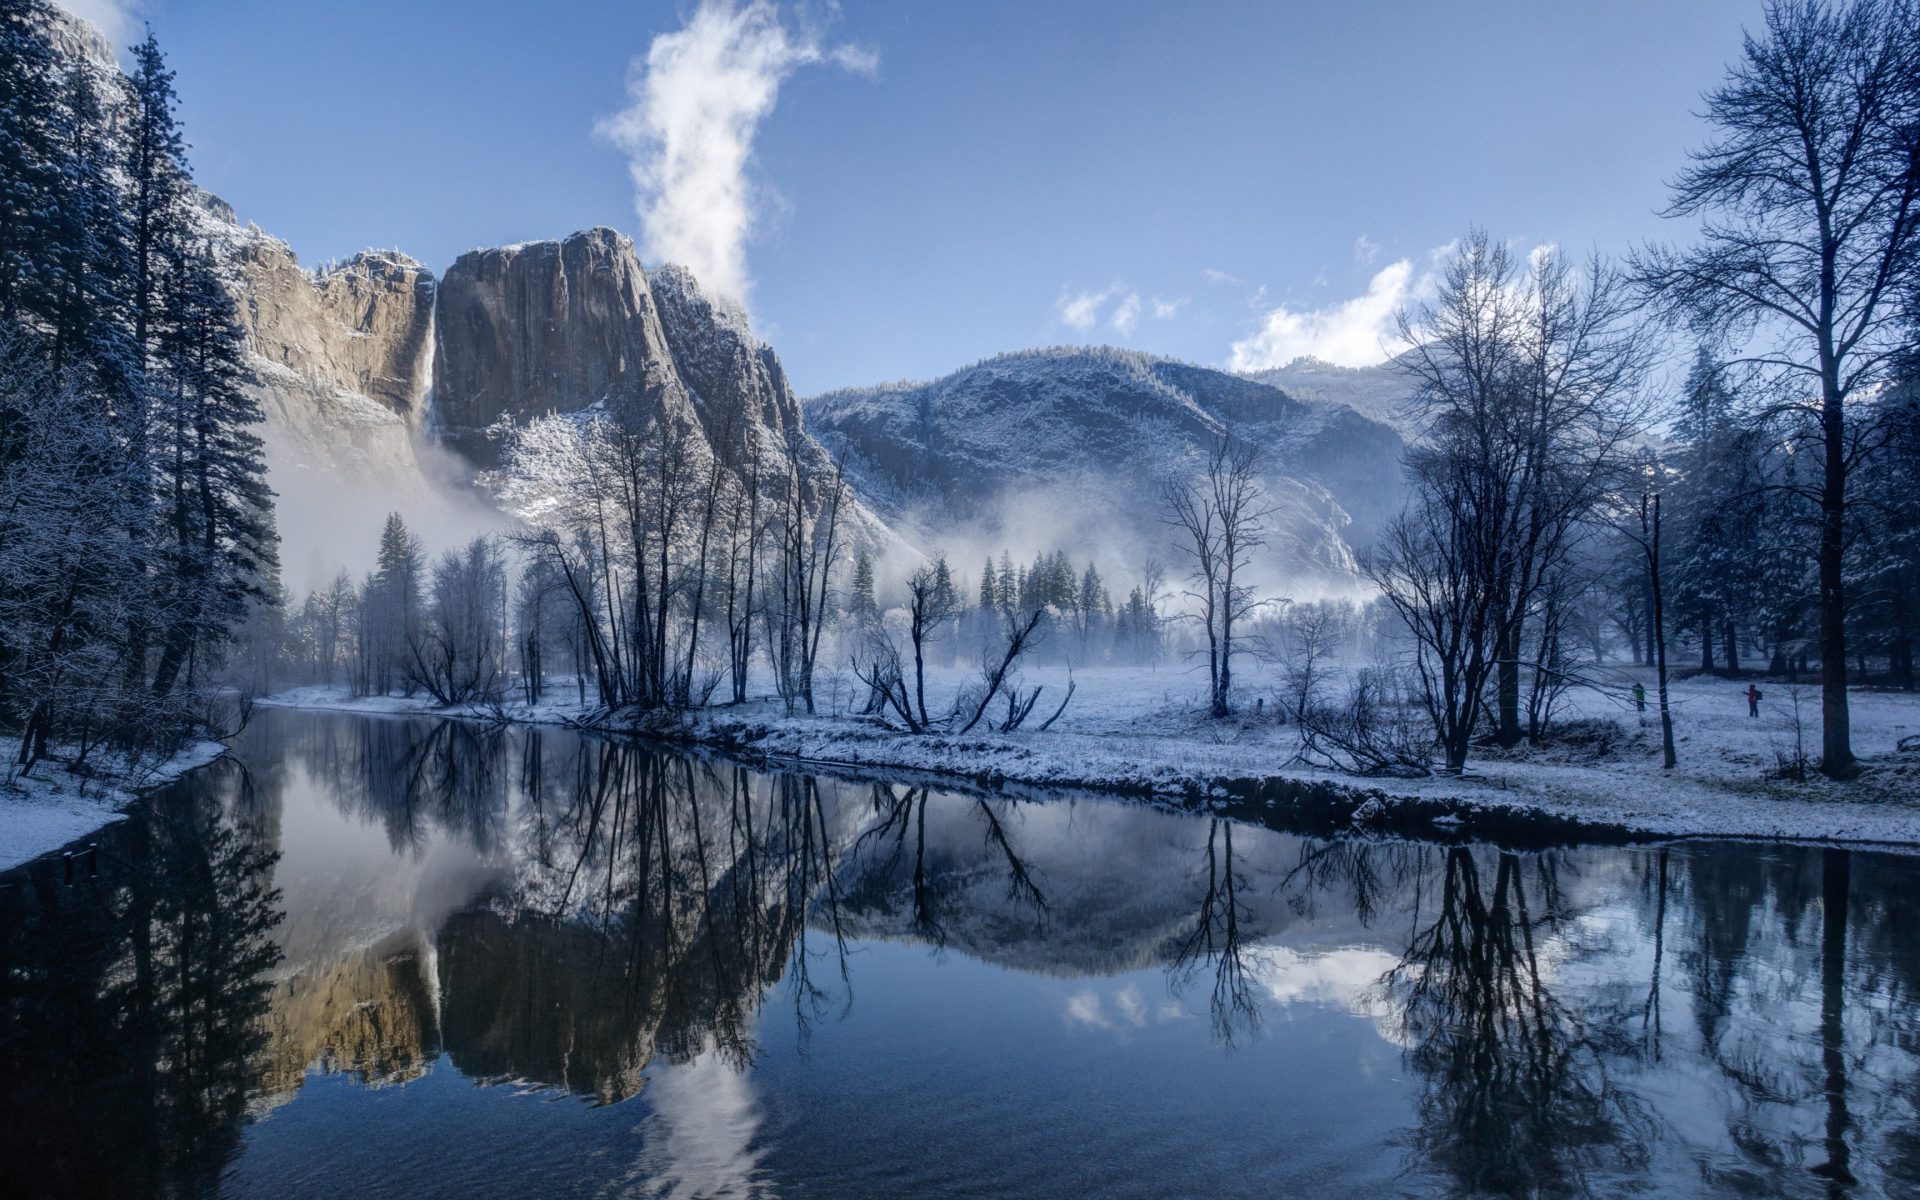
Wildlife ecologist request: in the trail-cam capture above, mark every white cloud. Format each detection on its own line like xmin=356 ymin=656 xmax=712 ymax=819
xmin=1058 ymin=286 xmax=1190 ymax=336
xmin=1353 ymin=233 xmax=1381 ymax=265
xmin=1056 ymin=286 xmax=1115 ymax=332
xmin=598 ymin=0 xmax=874 ymax=306
xmin=1202 ymin=267 xmax=1245 ymax=287
xmin=1228 ymin=258 xmax=1430 ymax=371
xmin=53 ymin=0 xmax=141 ymax=53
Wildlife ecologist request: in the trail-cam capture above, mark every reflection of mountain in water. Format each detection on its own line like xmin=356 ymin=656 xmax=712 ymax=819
xmin=4 ymin=708 xmax=1920 ymax=1198
xmin=259 ymin=930 xmax=440 ymax=1098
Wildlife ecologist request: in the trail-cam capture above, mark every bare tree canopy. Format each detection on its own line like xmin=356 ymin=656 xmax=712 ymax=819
xmin=1638 ymin=0 xmax=1920 ymax=776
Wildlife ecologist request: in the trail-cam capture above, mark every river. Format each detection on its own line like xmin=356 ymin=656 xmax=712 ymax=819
xmin=2 ymin=706 xmax=1915 ymax=1198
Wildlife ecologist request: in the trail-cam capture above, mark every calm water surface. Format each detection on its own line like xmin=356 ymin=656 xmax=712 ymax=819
xmin=2 ymin=707 xmax=1917 ymax=1199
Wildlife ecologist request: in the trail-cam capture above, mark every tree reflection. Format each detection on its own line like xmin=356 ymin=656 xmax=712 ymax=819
xmin=0 ymin=772 xmax=283 ymax=1199
xmin=1379 ymin=848 xmax=1640 ymax=1197
xmin=1170 ymin=818 xmax=1260 ymax=1045
xmin=840 ymin=783 xmax=1049 ymax=949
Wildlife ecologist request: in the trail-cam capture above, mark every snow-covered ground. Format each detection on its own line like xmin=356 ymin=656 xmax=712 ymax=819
xmin=0 ymin=738 xmax=229 ymax=870
xmin=258 ymin=664 xmax=1920 ymax=849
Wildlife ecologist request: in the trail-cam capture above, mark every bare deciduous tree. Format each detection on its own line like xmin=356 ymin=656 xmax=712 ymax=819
xmin=1164 ymin=434 xmax=1271 ymax=718
xmin=1638 ymin=0 xmax=1920 ymax=776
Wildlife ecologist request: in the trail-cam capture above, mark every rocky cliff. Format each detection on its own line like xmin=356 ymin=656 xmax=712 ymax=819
xmin=432 ymin=228 xmax=687 ymax=464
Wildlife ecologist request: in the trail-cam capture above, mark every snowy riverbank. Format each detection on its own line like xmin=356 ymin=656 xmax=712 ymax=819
xmin=258 ymin=666 xmax=1920 ymax=849
xmin=0 ymin=738 xmax=229 ymax=870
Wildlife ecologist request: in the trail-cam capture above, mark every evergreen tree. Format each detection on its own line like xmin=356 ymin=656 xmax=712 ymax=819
xmin=125 ymin=29 xmax=188 ymax=363
xmin=148 ymin=239 xmax=274 ymax=693
xmin=931 ymin=554 xmax=956 ymax=614
xmin=0 ymin=0 xmax=65 ymax=331
xmin=362 ymin=514 xmax=424 ymax=694
xmin=1666 ymin=348 xmax=1765 ymax=672
xmin=849 ymin=544 xmax=877 ymax=621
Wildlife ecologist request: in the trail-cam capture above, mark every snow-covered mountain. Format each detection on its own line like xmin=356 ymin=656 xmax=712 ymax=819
xmin=40 ymin=6 xmax=1405 ymax=595
xmin=1241 ymin=355 xmax=1418 ymax=435
xmin=805 ymin=348 xmax=1407 ymax=591
xmin=212 ymin=212 xmax=875 ymax=585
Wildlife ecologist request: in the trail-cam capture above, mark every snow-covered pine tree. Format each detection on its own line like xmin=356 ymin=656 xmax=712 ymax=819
xmin=362 ymin=513 xmax=425 ymax=695
xmin=148 ymin=238 xmax=275 ymax=694
xmin=849 ymin=543 xmax=877 ymax=621
xmin=0 ymin=0 xmax=66 ymax=330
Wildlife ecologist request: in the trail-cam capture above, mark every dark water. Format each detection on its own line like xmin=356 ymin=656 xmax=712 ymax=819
xmin=2 ymin=709 xmax=1917 ymax=1199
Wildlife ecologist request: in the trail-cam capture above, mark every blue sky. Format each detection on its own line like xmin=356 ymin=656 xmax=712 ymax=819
xmin=69 ymin=0 xmax=1764 ymax=395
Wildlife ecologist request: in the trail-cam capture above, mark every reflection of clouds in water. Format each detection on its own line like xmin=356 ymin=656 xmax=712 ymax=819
xmin=612 ymin=1050 xmax=769 ymax=1200
xmin=1251 ymin=944 xmax=1398 ymax=1009
xmin=1065 ymin=947 xmax=1405 ymax=1039
xmin=1252 ymin=944 xmax=1407 ymax=1046
xmin=1063 ymin=982 xmax=1185 ymax=1032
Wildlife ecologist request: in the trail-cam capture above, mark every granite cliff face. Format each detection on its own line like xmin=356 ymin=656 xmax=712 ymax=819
xmin=647 ymin=262 xmax=806 ymax=453
xmin=236 ymin=238 xmax=436 ymax=422
xmin=432 ymin=228 xmax=686 ymax=464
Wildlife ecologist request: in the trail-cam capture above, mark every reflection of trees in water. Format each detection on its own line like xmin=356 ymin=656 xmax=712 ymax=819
xmin=290 ymin=714 xmax=512 ymax=857
xmin=839 ymin=783 xmax=1049 ymax=949
xmin=1378 ymin=847 xmax=1643 ymax=1198
xmin=1170 ymin=819 xmax=1260 ymax=1045
xmin=0 ymin=767 xmax=283 ymax=1199
xmin=22 ymin=710 xmax=1920 ymax=1195
xmin=429 ymin=746 xmax=860 ymax=1099
xmin=1664 ymin=845 xmax=1920 ymax=1196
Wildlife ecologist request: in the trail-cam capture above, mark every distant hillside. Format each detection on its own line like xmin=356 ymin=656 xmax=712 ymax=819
xmin=1240 ymin=356 xmax=1416 ymax=435
xmin=805 ymin=348 xmax=1407 ymax=593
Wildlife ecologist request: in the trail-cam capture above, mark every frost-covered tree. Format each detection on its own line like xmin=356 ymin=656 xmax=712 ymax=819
xmin=410 ymin=537 xmax=507 ymax=705
xmin=1371 ymin=233 xmax=1648 ymax=771
xmin=1165 ymin=434 xmax=1271 ymax=717
xmin=359 ymin=514 xmax=424 ymax=696
xmin=849 ymin=544 xmax=877 ymax=622
xmin=1638 ymin=0 xmax=1920 ymax=775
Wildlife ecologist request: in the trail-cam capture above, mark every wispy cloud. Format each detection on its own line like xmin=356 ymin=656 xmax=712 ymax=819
xmin=1056 ymin=286 xmax=1116 ymax=332
xmin=1228 ymin=257 xmax=1437 ymax=370
xmin=598 ymin=0 xmax=874 ymax=306
xmin=1353 ymin=233 xmax=1380 ymax=265
xmin=1056 ymin=285 xmax=1185 ymax=336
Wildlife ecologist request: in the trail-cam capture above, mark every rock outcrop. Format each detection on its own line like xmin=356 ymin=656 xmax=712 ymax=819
xmin=234 ymin=237 xmax=436 ymax=423
xmin=647 ymin=263 xmax=806 ymax=457
xmin=433 ymin=228 xmax=687 ymax=464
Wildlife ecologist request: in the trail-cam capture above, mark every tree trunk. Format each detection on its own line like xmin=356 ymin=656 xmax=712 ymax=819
xmin=1495 ymin=623 xmax=1521 ymax=749
xmin=1818 ymin=371 xmax=1854 ymax=776
xmin=1645 ymin=494 xmax=1677 ymax=769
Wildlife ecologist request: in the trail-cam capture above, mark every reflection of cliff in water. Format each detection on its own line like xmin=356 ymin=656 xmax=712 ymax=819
xmin=6 ymin=708 xmax=1920 ymax=1199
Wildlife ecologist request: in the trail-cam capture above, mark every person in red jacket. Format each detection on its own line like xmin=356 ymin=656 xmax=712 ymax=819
xmin=1745 ymin=682 xmax=1762 ymax=718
